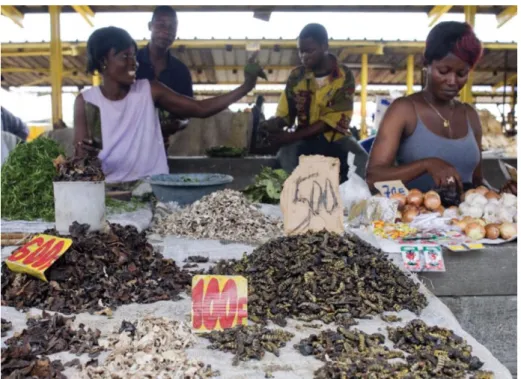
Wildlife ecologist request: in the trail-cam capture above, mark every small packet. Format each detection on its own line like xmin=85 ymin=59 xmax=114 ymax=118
xmin=400 ymin=246 xmax=423 ymax=272
xmin=423 ymin=246 xmax=446 ymax=272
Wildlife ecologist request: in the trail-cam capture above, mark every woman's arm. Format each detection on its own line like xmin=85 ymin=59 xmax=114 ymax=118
xmin=151 ymin=79 xmax=254 ymax=119
xmin=73 ymin=94 xmax=88 ymax=157
xmin=365 ymin=97 xmax=463 ymax=191
xmin=466 ymin=103 xmax=485 ymax=187
xmin=366 ymin=98 xmax=430 ymax=187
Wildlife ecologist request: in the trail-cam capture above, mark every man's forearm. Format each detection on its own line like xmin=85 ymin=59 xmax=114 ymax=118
xmin=292 ymin=121 xmax=329 ymax=140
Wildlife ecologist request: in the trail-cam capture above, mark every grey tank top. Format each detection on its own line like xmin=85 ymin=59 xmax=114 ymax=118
xmin=396 ymin=103 xmax=480 ymax=192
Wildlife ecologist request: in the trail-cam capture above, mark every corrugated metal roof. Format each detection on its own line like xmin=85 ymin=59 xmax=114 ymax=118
xmin=11 ymin=5 xmax=511 ymax=15
xmin=1 ymin=41 xmax=517 ymax=88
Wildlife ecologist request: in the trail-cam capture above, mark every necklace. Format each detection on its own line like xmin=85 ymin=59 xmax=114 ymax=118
xmin=423 ymin=94 xmax=454 ymax=128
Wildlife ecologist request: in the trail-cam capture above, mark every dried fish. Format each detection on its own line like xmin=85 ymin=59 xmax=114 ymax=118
xmin=1 ymin=318 xmax=12 ymax=337
xmin=53 ymin=154 xmax=105 ymax=182
xmin=80 ymin=316 xmax=218 ymax=378
xmin=3 ymin=311 xmax=102 ymax=357
xmin=210 ymin=231 xmax=427 ymax=324
xmin=1 ymin=223 xmax=191 ymax=314
xmin=200 ymin=324 xmax=294 ymax=365
xmin=151 ymin=189 xmax=283 ymax=244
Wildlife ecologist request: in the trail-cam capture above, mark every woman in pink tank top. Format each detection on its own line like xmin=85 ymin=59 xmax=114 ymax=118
xmin=74 ymin=26 xmax=262 ymax=184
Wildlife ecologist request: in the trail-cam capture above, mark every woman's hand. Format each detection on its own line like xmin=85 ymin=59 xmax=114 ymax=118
xmin=243 ymin=51 xmax=267 ymax=90
xmin=425 ymin=157 xmax=463 ymax=191
xmin=500 ymin=180 xmax=517 ymax=196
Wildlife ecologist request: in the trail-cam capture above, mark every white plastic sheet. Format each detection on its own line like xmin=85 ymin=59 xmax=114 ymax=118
xmin=1 ymin=235 xmax=512 ymax=378
xmin=0 ymin=206 xmax=154 ymax=234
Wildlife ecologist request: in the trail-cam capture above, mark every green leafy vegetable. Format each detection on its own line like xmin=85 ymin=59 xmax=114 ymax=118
xmin=243 ymin=167 xmax=289 ymax=204
xmin=1 ymin=138 xmax=65 ymax=221
xmin=206 ymin=146 xmax=247 ymax=158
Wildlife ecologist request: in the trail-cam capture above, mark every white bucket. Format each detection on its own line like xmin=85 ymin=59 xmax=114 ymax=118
xmin=53 ymin=181 xmax=106 ymax=234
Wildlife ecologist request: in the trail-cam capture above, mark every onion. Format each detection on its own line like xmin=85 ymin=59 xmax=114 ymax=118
xmin=434 ymin=205 xmax=445 ymax=215
xmin=475 ymin=185 xmax=489 ymax=196
xmin=390 ymin=193 xmax=407 ymax=210
xmin=485 ymin=224 xmax=500 ymax=240
xmin=485 ymin=191 xmax=500 ymax=200
xmin=451 ymin=218 xmax=467 ymax=230
xmin=472 ymin=218 xmax=486 ymax=227
xmin=406 ymin=190 xmax=424 ymax=207
xmin=465 ymin=222 xmax=486 ymax=240
xmin=403 ymin=207 xmax=419 ymax=223
xmin=463 ymin=189 xmax=476 ymax=201
xmin=424 ymin=192 xmax=441 ymax=210
xmin=499 ymin=222 xmax=517 ymax=240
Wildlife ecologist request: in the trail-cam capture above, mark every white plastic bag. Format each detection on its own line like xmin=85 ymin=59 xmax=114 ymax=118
xmin=340 ymin=152 xmax=372 ymax=214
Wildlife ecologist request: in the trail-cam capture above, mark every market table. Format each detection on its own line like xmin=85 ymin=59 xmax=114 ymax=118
xmin=168 ymin=155 xmax=518 ymax=376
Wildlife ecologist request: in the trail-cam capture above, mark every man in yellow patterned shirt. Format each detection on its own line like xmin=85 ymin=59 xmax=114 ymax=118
xmin=260 ymin=23 xmax=368 ymax=182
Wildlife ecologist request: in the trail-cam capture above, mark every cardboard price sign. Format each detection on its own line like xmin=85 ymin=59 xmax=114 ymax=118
xmin=6 ymin=235 xmax=73 ymax=282
xmin=192 ymin=275 xmax=248 ymax=333
xmin=374 ymin=180 xmax=409 ymax=198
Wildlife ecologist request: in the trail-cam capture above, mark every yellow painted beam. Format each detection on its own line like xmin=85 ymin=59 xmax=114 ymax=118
xmin=2 ymin=65 xmax=512 ymax=75
xmin=1 ymin=5 xmax=24 ymax=27
xmin=406 ymin=55 xmax=415 ymax=95
xmin=497 ymin=6 xmax=517 ymax=28
xmin=428 ymin=5 xmax=453 ymax=27
xmin=337 ymin=48 xmax=349 ymax=62
xmin=1 ymin=39 xmax=516 ymax=54
xmin=1 ymin=50 xmax=76 ymax=57
xmin=49 ymin=6 xmax=63 ymax=124
xmin=461 ymin=6 xmax=477 ymax=104
xmin=492 ymin=74 xmax=517 ymax=91
xmin=360 ymin=53 xmax=368 ymax=139
xmin=72 ymin=5 xmax=94 ymax=27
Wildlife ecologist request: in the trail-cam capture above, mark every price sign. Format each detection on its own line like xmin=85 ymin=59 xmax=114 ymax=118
xmin=374 ymin=180 xmax=409 ymax=198
xmin=6 ymin=235 xmax=73 ymax=282
xmin=192 ymin=275 xmax=248 ymax=333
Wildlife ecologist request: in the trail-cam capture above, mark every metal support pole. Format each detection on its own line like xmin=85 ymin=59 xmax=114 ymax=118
xmin=461 ymin=5 xmax=476 ymax=104
xmin=406 ymin=55 xmax=415 ymax=95
xmin=360 ymin=53 xmax=368 ymax=139
xmin=92 ymin=71 xmax=101 ymax=86
xmin=49 ymin=5 xmax=63 ymax=126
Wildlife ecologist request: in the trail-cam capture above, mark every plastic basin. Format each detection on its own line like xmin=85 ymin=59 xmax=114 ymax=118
xmin=146 ymin=173 xmax=234 ymax=205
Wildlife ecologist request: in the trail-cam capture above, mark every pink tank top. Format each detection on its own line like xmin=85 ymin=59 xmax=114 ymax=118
xmin=81 ymin=80 xmax=168 ymax=183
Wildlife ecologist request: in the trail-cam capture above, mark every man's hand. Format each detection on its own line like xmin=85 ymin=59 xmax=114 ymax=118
xmin=267 ymin=130 xmax=297 ymax=147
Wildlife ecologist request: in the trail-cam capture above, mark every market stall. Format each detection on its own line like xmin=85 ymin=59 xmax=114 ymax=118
xmin=1 ymin=138 xmax=517 ymax=378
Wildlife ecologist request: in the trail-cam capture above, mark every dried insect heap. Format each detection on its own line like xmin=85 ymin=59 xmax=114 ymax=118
xmin=200 ymin=324 xmax=294 ymax=366
xmin=3 ymin=311 xmax=102 ymax=358
xmin=210 ymin=231 xmax=427 ymax=325
xmin=1 ymin=318 xmax=12 ymax=337
xmin=53 ymin=155 xmax=105 ymax=182
xmin=298 ymin=320 xmax=494 ymax=378
xmin=295 ymin=327 xmax=404 ymax=362
xmin=81 ymin=316 xmax=219 ymax=379
xmin=387 ymin=319 xmax=487 ymax=378
xmin=151 ymin=189 xmax=283 ymax=244
xmin=1 ymin=223 xmax=191 ymax=314
xmin=1 ymin=342 xmax=66 ymax=379
xmin=313 ymin=358 xmax=410 ymax=379
xmin=380 ymin=314 xmax=402 ymax=323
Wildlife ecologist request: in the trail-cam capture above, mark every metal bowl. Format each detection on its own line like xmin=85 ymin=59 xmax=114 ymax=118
xmin=146 ymin=173 xmax=234 ymax=205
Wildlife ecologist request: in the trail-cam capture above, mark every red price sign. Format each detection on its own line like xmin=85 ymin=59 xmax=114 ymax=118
xmin=191 ymin=275 xmax=248 ymax=333
xmin=6 ymin=234 xmax=72 ymax=282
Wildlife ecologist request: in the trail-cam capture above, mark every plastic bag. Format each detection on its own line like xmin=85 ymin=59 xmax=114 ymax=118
xmin=339 ymin=152 xmax=372 ymax=214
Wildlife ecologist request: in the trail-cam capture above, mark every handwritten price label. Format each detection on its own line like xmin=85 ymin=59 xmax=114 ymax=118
xmin=191 ymin=275 xmax=248 ymax=333
xmin=6 ymin=235 xmax=73 ymax=282
xmin=374 ymin=180 xmax=409 ymax=198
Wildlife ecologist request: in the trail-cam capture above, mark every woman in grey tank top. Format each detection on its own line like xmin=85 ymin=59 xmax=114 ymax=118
xmin=366 ymin=21 xmax=516 ymax=196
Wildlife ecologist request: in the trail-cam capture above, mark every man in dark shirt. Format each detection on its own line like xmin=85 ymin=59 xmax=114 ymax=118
xmin=136 ymin=6 xmax=194 ymax=151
